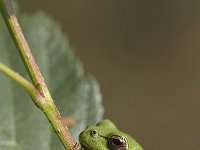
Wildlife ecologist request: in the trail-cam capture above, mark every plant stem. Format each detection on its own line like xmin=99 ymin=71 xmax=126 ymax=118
xmin=0 ymin=0 xmax=75 ymax=149
xmin=0 ymin=62 xmax=42 ymax=104
xmin=0 ymin=62 xmax=47 ymax=109
xmin=0 ymin=62 xmax=75 ymax=149
xmin=0 ymin=0 xmax=48 ymax=96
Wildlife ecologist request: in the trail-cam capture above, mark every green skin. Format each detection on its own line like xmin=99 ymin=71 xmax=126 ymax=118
xmin=79 ymin=119 xmax=143 ymax=150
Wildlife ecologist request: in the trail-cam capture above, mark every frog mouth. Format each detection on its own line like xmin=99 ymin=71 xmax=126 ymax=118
xmin=81 ymin=144 xmax=91 ymax=150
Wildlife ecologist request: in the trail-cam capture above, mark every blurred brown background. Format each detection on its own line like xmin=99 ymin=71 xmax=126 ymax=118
xmin=18 ymin=0 xmax=200 ymax=149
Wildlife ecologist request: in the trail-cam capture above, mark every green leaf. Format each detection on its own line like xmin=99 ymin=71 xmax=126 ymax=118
xmin=0 ymin=4 xmax=103 ymax=150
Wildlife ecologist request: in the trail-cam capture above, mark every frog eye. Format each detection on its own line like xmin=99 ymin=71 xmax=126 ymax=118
xmin=108 ymin=135 xmax=127 ymax=150
xmin=90 ymin=130 xmax=99 ymax=136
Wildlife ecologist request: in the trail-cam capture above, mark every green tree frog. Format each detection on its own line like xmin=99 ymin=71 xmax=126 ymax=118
xmin=79 ymin=119 xmax=143 ymax=150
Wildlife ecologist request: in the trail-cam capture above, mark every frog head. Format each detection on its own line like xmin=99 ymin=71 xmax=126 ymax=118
xmin=79 ymin=119 xmax=143 ymax=150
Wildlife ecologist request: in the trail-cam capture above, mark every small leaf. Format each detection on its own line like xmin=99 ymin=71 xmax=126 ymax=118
xmin=0 ymin=4 xmax=103 ymax=150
